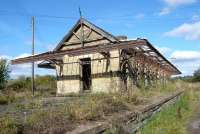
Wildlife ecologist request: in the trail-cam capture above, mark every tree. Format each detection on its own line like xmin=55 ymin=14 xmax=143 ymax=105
xmin=193 ymin=67 xmax=200 ymax=82
xmin=0 ymin=59 xmax=10 ymax=89
xmin=194 ymin=67 xmax=200 ymax=76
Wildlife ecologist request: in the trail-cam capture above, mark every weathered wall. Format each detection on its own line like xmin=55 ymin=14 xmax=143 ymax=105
xmin=57 ymin=80 xmax=80 ymax=94
xmin=56 ymin=50 xmax=121 ymax=94
xmin=92 ymin=77 xmax=121 ymax=93
xmin=61 ymin=25 xmax=110 ymax=50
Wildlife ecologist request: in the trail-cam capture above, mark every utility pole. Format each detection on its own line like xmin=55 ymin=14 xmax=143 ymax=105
xmin=32 ymin=16 xmax=35 ymax=96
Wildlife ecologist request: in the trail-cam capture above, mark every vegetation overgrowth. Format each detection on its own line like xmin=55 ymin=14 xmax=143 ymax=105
xmin=0 ymin=75 xmax=56 ymax=105
xmin=141 ymin=83 xmax=200 ymax=134
xmin=0 ymin=59 xmax=9 ymax=90
xmin=0 ymin=80 xmax=182 ymax=134
xmin=0 ymin=60 xmax=199 ymax=133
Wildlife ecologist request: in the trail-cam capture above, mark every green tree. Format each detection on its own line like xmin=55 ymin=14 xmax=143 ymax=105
xmin=0 ymin=59 xmax=10 ymax=89
xmin=193 ymin=67 xmax=200 ymax=82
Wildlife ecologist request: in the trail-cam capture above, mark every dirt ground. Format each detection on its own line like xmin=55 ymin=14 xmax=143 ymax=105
xmin=187 ymin=104 xmax=200 ymax=134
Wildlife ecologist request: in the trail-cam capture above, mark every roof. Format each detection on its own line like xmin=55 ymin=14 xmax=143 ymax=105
xmin=10 ymin=18 xmax=181 ymax=75
xmin=38 ymin=61 xmax=55 ymax=69
xmin=11 ymin=39 xmax=181 ymax=75
xmin=54 ymin=17 xmax=119 ymax=51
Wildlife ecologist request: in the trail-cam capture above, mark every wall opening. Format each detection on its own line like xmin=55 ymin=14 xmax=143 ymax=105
xmin=80 ymin=58 xmax=92 ymax=91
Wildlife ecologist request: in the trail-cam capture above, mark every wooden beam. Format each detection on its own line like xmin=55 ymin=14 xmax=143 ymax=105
xmin=11 ymin=40 xmax=145 ymax=64
xmin=72 ymin=32 xmax=81 ymax=41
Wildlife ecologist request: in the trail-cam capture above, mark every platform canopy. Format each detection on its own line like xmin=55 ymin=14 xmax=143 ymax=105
xmin=11 ymin=38 xmax=181 ymax=75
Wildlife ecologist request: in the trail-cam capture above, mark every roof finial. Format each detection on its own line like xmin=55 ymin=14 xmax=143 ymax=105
xmin=79 ymin=6 xmax=84 ymax=47
xmin=79 ymin=6 xmax=82 ymax=19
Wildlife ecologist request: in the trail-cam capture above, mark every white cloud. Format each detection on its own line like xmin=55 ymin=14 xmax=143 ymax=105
xmin=159 ymin=0 xmax=197 ymax=15
xmin=0 ymin=55 xmax=12 ymax=60
xmin=192 ymin=15 xmax=200 ymax=21
xmin=164 ymin=0 xmax=197 ymax=6
xmin=156 ymin=46 xmax=172 ymax=54
xmin=47 ymin=44 xmax=57 ymax=51
xmin=174 ymin=62 xmax=200 ymax=76
xmin=165 ymin=21 xmax=200 ymax=40
xmin=14 ymin=53 xmax=31 ymax=59
xmin=169 ymin=50 xmax=200 ymax=76
xmin=10 ymin=53 xmax=31 ymax=78
xmin=159 ymin=7 xmax=172 ymax=15
xmin=170 ymin=50 xmax=200 ymax=62
xmin=0 ymin=53 xmax=54 ymax=78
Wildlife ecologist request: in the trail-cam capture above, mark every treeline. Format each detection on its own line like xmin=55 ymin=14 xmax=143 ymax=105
xmin=7 ymin=75 xmax=57 ymax=93
xmin=175 ymin=67 xmax=200 ymax=82
xmin=0 ymin=59 xmax=56 ymax=95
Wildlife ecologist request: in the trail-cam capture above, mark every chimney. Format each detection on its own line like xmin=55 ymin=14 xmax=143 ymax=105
xmin=116 ymin=35 xmax=127 ymax=41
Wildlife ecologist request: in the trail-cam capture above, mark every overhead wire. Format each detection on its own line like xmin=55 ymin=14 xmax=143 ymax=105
xmin=0 ymin=9 xmax=194 ymax=22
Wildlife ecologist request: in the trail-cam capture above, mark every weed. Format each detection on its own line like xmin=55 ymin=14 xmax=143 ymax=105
xmin=24 ymin=109 xmax=75 ymax=134
xmin=0 ymin=116 xmax=20 ymax=134
xmin=141 ymin=85 xmax=200 ymax=134
xmin=0 ymin=95 xmax=8 ymax=105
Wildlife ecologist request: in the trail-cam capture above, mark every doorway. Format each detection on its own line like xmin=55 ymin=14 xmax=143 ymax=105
xmin=80 ymin=58 xmax=92 ymax=91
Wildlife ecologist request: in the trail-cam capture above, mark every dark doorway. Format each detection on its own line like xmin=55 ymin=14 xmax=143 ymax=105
xmin=80 ymin=58 xmax=92 ymax=91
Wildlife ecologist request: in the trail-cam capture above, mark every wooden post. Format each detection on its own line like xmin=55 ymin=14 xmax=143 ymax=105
xmin=32 ymin=16 xmax=35 ymax=96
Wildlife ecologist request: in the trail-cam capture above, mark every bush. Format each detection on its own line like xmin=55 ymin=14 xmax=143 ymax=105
xmin=0 ymin=116 xmax=21 ymax=134
xmin=24 ymin=109 xmax=75 ymax=134
xmin=0 ymin=93 xmax=15 ymax=105
xmin=7 ymin=76 xmax=31 ymax=92
xmin=0 ymin=95 xmax=8 ymax=105
xmin=0 ymin=59 xmax=9 ymax=90
xmin=7 ymin=75 xmax=56 ymax=96
xmin=66 ymin=93 xmax=134 ymax=121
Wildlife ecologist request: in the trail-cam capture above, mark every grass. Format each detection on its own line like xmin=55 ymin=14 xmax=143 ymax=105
xmin=0 ymin=89 xmax=146 ymax=133
xmin=65 ymin=93 xmax=130 ymax=121
xmin=0 ymin=75 xmax=57 ymax=106
xmin=0 ymin=92 xmax=15 ymax=105
xmin=0 ymin=116 xmax=21 ymax=134
xmin=0 ymin=80 xmax=187 ymax=134
xmin=23 ymin=109 xmax=75 ymax=134
xmin=141 ymin=83 xmax=200 ymax=134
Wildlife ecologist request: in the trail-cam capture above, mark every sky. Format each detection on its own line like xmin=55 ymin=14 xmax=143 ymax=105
xmin=0 ymin=0 xmax=200 ymax=78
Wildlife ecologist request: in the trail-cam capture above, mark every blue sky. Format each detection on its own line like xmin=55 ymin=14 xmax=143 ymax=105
xmin=0 ymin=0 xmax=200 ymax=77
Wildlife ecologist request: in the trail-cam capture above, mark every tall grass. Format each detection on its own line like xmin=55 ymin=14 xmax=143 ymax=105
xmin=7 ymin=75 xmax=56 ymax=93
xmin=23 ymin=109 xmax=75 ymax=134
xmin=141 ymin=83 xmax=200 ymax=134
xmin=0 ymin=116 xmax=21 ymax=134
xmin=0 ymin=75 xmax=57 ymax=104
xmin=0 ymin=80 xmax=187 ymax=134
xmin=65 ymin=92 xmax=139 ymax=121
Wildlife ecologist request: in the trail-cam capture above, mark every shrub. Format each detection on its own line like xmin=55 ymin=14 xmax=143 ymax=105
xmin=7 ymin=76 xmax=31 ymax=92
xmin=0 ymin=93 xmax=15 ymax=105
xmin=0 ymin=59 xmax=9 ymax=90
xmin=0 ymin=95 xmax=8 ymax=105
xmin=24 ymin=109 xmax=75 ymax=134
xmin=0 ymin=116 xmax=20 ymax=134
xmin=66 ymin=93 xmax=132 ymax=121
xmin=7 ymin=75 xmax=56 ymax=96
